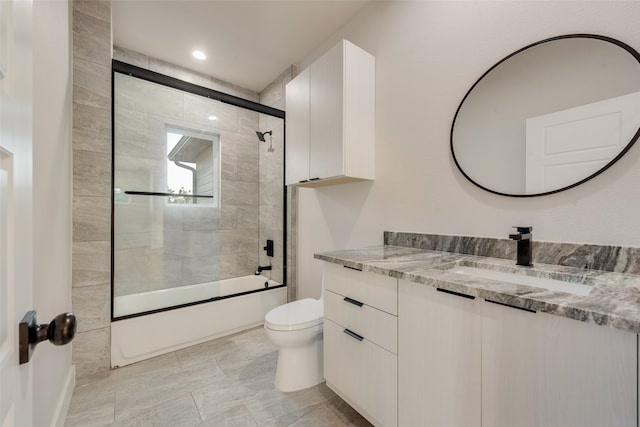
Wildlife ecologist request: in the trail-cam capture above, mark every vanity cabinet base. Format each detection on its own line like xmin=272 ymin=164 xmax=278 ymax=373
xmin=482 ymin=301 xmax=637 ymax=427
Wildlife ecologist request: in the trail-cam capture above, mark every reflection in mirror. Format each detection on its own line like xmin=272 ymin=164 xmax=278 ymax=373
xmin=451 ymin=35 xmax=640 ymax=196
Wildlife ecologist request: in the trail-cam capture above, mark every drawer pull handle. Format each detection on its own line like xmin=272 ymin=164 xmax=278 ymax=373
xmin=486 ymin=299 xmax=536 ymax=313
xmin=437 ymin=288 xmax=475 ymax=300
xmin=343 ymin=265 xmax=363 ymax=272
xmin=343 ymin=328 xmax=364 ymax=341
xmin=343 ymin=297 xmax=364 ymax=307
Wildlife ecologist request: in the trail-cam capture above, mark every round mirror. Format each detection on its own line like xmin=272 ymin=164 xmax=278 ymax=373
xmin=451 ymin=34 xmax=640 ymax=197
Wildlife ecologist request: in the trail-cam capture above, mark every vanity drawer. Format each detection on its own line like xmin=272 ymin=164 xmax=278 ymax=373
xmin=324 ymin=289 xmax=397 ymax=354
xmin=323 ymin=262 xmax=397 ymax=315
xmin=324 ymin=318 xmax=398 ymax=427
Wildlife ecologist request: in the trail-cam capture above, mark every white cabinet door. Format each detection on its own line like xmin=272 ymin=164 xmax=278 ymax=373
xmin=482 ymin=300 xmax=637 ymax=427
xmin=284 ymin=67 xmax=310 ymax=185
xmin=309 ymin=41 xmax=344 ymax=180
xmin=284 ymin=40 xmax=374 ymax=187
xmin=398 ymin=281 xmax=481 ymax=427
xmin=324 ymin=318 xmax=397 ymax=427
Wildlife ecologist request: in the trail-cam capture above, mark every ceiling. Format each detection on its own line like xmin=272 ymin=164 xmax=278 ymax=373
xmin=111 ymin=0 xmax=372 ymax=93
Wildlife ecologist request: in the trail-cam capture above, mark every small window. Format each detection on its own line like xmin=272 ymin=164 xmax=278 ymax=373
xmin=166 ymin=125 xmax=220 ymax=206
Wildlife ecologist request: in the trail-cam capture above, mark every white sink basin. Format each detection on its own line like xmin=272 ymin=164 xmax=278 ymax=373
xmin=448 ymin=265 xmax=593 ymax=296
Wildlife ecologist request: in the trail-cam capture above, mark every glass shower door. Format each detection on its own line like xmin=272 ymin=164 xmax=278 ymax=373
xmin=113 ymin=70 xmax=283 ymax=318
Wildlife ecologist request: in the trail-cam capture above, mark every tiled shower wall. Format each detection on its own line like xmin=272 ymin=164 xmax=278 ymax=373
xmin=258 ymin=67 xmax=295 ymax=290
xmin=72 ymin=0 xmax=295 ymax=382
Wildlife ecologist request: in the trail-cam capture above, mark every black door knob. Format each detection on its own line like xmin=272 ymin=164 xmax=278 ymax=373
xmin=19 ymin=311 xmax=77 ymax=364
xmin=47 ymin=312 xmax=77 ymax=346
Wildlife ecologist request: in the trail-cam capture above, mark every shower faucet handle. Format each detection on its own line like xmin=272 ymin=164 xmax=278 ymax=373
xmin=264 ymin=239 xmax=274 ymax=257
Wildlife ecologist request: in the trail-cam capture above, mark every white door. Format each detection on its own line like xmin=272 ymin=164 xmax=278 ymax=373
xmin=1 ymin=0 xmax=34 ymax=426
xmin=525 ymin=91 xmax=640 ymax=193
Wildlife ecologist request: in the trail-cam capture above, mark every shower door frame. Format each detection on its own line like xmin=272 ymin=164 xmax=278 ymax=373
xmin=111 ymin=60 xmax=287 ymax=321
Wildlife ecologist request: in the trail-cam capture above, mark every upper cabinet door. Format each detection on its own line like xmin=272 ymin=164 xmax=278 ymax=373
xmin=309 ymin=41 xmax=344 ymax=181
xmin=285 ymin=67 xmax=310 ymax=186
xmin=285 ymin=40 xmax=375 ymax=188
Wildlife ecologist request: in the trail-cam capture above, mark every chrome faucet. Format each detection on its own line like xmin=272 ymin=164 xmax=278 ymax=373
xmin=508 ymin=226 xmax=533 ymax=267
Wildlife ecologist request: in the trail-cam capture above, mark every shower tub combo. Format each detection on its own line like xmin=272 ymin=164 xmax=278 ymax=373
xmin=111 ymin=275 xmax=286 ymax=367
xmin=111 ymin=60 xmax=287 ymax=367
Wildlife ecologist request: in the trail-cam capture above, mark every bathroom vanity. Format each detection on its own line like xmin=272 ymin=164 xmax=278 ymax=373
xmin=317 ymin=238 xmax=640 ymax=427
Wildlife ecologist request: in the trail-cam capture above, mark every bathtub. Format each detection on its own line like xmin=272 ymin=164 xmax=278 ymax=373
xmin=111 ymin=275 xmax=286 ymax=367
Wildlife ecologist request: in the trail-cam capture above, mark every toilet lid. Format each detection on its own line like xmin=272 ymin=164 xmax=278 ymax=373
xmin=265 ymin=298 xmax=323 ymax=331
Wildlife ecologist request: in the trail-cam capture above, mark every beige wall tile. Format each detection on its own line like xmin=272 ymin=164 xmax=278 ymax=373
xmin=73 ymin=0 xmax=110 ymax=23
xmin=114 ymin=107 xmax=149 ymax=142
xmin=72 ymin=252 xmax=110 ymax=288
xmin=222 ymin=181 xmax=259 ymax=206
xmin=73 ymin=149 xmax=111 ymax=197
xmin=74 ymin=240 xmax=110 ymax=254
xmin=73 ymin=284 xmax=111 ymax=332
xmin=73 ymin=102 xmax=111 ymax=146
xmin=73 ymin=196 xmax=110 ymax=241
xmin=113 ymin=45 xmax=150 ymax=69
xmin=72 ymin=127 xmax=111 ymax=154
xmin=219 ymin=228 xmax=259 ymax=255
xmin=72 ymin=9 xmax=111 ymax=67
xmin=73 ymin=327 xmax=111 ymax=384
xmin=238 ymin=252 xmax=260 ymax=278
xmin=73 ymin=59 xmax=111 ymax=109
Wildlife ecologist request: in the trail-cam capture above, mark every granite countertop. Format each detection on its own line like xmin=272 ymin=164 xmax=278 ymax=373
xmin=315 ymin=245 xmax=640 ymax=334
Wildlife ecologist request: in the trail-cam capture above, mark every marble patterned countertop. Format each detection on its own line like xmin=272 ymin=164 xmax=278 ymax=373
xmin=315 ymin=245 xmax=640 ymax=334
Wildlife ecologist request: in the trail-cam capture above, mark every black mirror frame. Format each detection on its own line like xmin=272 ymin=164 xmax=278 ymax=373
xmin=450 ymin=33 xmax=640 ymax=197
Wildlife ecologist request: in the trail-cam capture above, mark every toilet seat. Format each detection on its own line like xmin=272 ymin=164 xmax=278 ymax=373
xmin=265 ymin=298 xmax=323 ymax=331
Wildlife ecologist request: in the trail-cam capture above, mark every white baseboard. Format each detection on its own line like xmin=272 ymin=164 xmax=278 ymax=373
xmin=51 ymin=364 xmax=75 ymax=427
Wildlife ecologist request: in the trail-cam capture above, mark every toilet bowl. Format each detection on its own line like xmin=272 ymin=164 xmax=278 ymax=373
xmin=264 ymin=297 xmax=324 ymax=392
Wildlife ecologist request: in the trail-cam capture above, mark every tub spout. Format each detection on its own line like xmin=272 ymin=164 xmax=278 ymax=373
xmin=255 ymin=265 xmax=272 ymax=275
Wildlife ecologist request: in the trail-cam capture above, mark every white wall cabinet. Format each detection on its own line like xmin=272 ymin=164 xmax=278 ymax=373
xmin=285 ymin=40 xmax=375 ymax=187
xmin=323 ymin=263 xmax=397 ymax=427
xmin=398 ymin=281 xmax=482 ymax=427
xmin=482 ymin=300 xmax=637 ymax=427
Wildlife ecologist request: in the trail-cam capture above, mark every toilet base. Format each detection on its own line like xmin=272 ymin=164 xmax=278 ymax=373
xmin=273 ymin=332 xmax=324 ymax=392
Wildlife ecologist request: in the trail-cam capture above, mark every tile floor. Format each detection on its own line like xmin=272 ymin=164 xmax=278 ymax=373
xmin=65 ymin=327 xmax=372 ymax=426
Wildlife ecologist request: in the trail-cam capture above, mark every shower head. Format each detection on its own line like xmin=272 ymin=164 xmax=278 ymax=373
xmin=256 ymin=130 xmax=272 ymax=142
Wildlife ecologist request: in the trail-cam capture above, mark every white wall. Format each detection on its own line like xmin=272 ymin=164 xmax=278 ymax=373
xmin=33 ymin=0 xmax=74 ymax=425
xmin=296 ymin=1 xmax=640 ymax=299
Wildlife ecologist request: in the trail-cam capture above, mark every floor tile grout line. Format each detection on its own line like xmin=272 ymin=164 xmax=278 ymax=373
xmin=244 ymin=402 xmax=260 ymax=427
xmin=190 ymin=392 xmax=205 ymax=424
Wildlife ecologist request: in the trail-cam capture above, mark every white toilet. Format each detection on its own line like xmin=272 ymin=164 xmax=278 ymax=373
xmin=264 ymin=296 xmax=324 ymax=392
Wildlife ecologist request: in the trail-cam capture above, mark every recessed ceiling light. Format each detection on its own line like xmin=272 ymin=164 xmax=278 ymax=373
xmin=207 ymin=115 xmax=218 ymax=121
xmin=192 ymin=50 xmax=206 ymax=60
